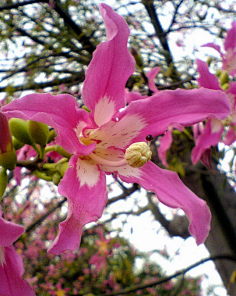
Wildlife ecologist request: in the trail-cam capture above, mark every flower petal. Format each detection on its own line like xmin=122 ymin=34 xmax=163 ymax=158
xmin=0 ymin=246 xmax=35 ymax=296
xmin=119 ymin=88 xmax=230 ymax=143
xmin=0 ymin=211 xmax=24 ymax=246
xmin=2 ymin=93 xmax=95 ymax=155
xmin=224 ymin=22 xmax=236 ymax=51
xmin=196 ymin=59 xmax=221 ymax=90
xmin=118 ymin=161 xmax=211 ymax=245
xmin=146 ymin=67 xmax=160 ymax=93
xmin=82 ymin=3 xmax=135 ymax=126
xmin=222 ymin=125 xmax=236 ymax=145
xmin=191 ymin=119 xmax=223 ymax=165
xmin=48 ymin=155 xmax=107 ymax=254
xmin=86 ymin=112 xmax=147 ymax=150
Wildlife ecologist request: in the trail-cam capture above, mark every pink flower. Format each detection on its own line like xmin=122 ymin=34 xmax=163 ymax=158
xmin=192 ymin=59 xmax=236 ymax=165
xmin=0 ymin=209 xmax=35 ymax=296
xmin=203 ymin=22 xmax=236 ymax=76
xmin=2 ymin=4 xmax=230 ymax=254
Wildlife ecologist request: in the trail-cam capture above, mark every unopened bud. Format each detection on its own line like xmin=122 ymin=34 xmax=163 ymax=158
xmin=9 ymin=118 xmax=33 ymax=145
xmin=0 ymin=167 xmax=7 ymax=200
xmin=56 ymin=161 xmax=69 ymax=177
xmin=12 ymin=137 xmax=24 ymax=151
xmin=219 ymin=71 xmax=229 ymax=86
xmin=27 ymin=120 xmax=49 ymax=146
xmin=125 ymin=142 xmax=152 ymax=167
xmin=221 ymin=83 xmax=230 ymax=91
xmin=0 ymin=113 xmax=17 ymax=170
xmin=52 ymin=172 xmax=61 ymax=185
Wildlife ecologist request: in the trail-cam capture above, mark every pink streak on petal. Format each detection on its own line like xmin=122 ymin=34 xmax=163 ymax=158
xmin=119 ymin=88 xmax=230 ymax=142
xmin=82 ymin=4 xmax=135 ymax=126
xmin=0 ymin=246 xmax=35 ymax=296
xmin=191 ymin=119 xmax=223 ymax=165
xmin=2 ymin=93 xmax=95 ymax=155
xmin=119 ymin=162 xmax=211 ymax=245
xmin=86 ymin=113 xmax=147 ymax=150
xmin=48 ymin=155 xmax=107 ymax=254
xmin=196 ymin=59 xmax=221 ymax=90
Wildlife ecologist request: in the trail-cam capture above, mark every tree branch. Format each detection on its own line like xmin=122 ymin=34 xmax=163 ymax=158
xmin=96 ymin=255 xmax=236 ymax=296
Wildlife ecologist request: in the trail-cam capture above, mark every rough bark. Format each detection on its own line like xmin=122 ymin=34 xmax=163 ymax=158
xmin=182 ymin=161 xmax=236 ymax=295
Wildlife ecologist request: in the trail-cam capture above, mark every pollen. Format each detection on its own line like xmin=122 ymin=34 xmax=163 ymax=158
xmin=124 ymin=142 xmax=152 ymax=168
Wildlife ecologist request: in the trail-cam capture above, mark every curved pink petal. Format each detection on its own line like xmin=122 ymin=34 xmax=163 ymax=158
xmin=191 ymin=119 xmax=223 ymax=165
xmin=224 ymin=22 xmax=236 ymax=51
xmin=2 ymin=93 xmax=95 ymax=155
xmin=158 ymin=124 xmax=184 ymax=167
xmin=118 ymin=161 xmax=211 ymax=245
xmin=82 ymin=3 xmax=135 ymax=126
xmin=118 ymin=88 xmax=230 ymax=144
xmin=196 ymin=59 xmax=221 ymax=90
xmin=0 ymin=246 xmax=35 ymax=296
xmin=202 ymin=43 xmax=223 ymax=56
xmin=0 ymin=212 xmax=24 ymax=246
xmin=124 ymin=90 xmax=146 ymax=104
xmin=222 ymin=125 xmax=236 ymax=145
xmin=146 ymin=67 xmax=160 ymax=93
xmin=48 ymin=155 xmax=107 ymax=254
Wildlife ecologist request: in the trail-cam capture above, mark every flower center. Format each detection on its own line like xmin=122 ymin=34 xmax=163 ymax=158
xmin=89 ymin=142 xmax=152 ymax=168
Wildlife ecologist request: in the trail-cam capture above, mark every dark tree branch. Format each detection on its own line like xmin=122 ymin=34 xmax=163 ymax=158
xmin=96 ymin=255 xmax=236 ymax=296
xmin=0 ymin=72 xmax=85 ymax=92
xmin=25 ymin=197 xmax=67 ymax=234
xmin=142 ymin=0 xmax=173 ymax=66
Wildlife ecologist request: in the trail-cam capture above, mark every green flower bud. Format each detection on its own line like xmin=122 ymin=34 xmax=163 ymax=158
xmin=56 ymin=161 xmax=69 ymax=177
xmin=221 ymin=83 xmax=230 ymax=91
xmin=125 ymin=142 xmax=152 ymax=167
xmin=0 ymin=167 xmax=7 ymax=200
xmin=48 ymin=129 xmax=57 ymax=143
xmin=52 ymin=172 xmax=61 ymax=185
xmin=9 ymin=118 xmax=33 ymax=145
xmin=0 ymin=113 xmax=17 ymax=170
xmin=27 ymin=120 xmax=49 ymax=146
xmin=219 ymin=71 xmax=229 ymax=86
xmin=12 ymin=136 xmax=24 ymax=150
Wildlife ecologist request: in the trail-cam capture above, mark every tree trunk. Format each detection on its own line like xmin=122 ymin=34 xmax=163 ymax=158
xmin=183 ymin=161 xmax=236 ymax=295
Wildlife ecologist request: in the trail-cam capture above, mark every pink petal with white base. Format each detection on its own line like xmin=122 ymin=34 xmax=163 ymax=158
xmin=2 ymin=93 xmax=95 ymax=155
xmin=119 ymin=88 xmax=230 ymax=143
xmin=82 ymin=4 xmax=135 ymax=126
xmin=48 ymin=155 xmax=107 ymax=254
xmin=118 ymin=161 xmax=211 ymax=245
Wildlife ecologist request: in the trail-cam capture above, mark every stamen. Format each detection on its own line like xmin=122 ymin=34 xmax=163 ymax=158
xmin=89 ymin=152 xmax=127 ymax=167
